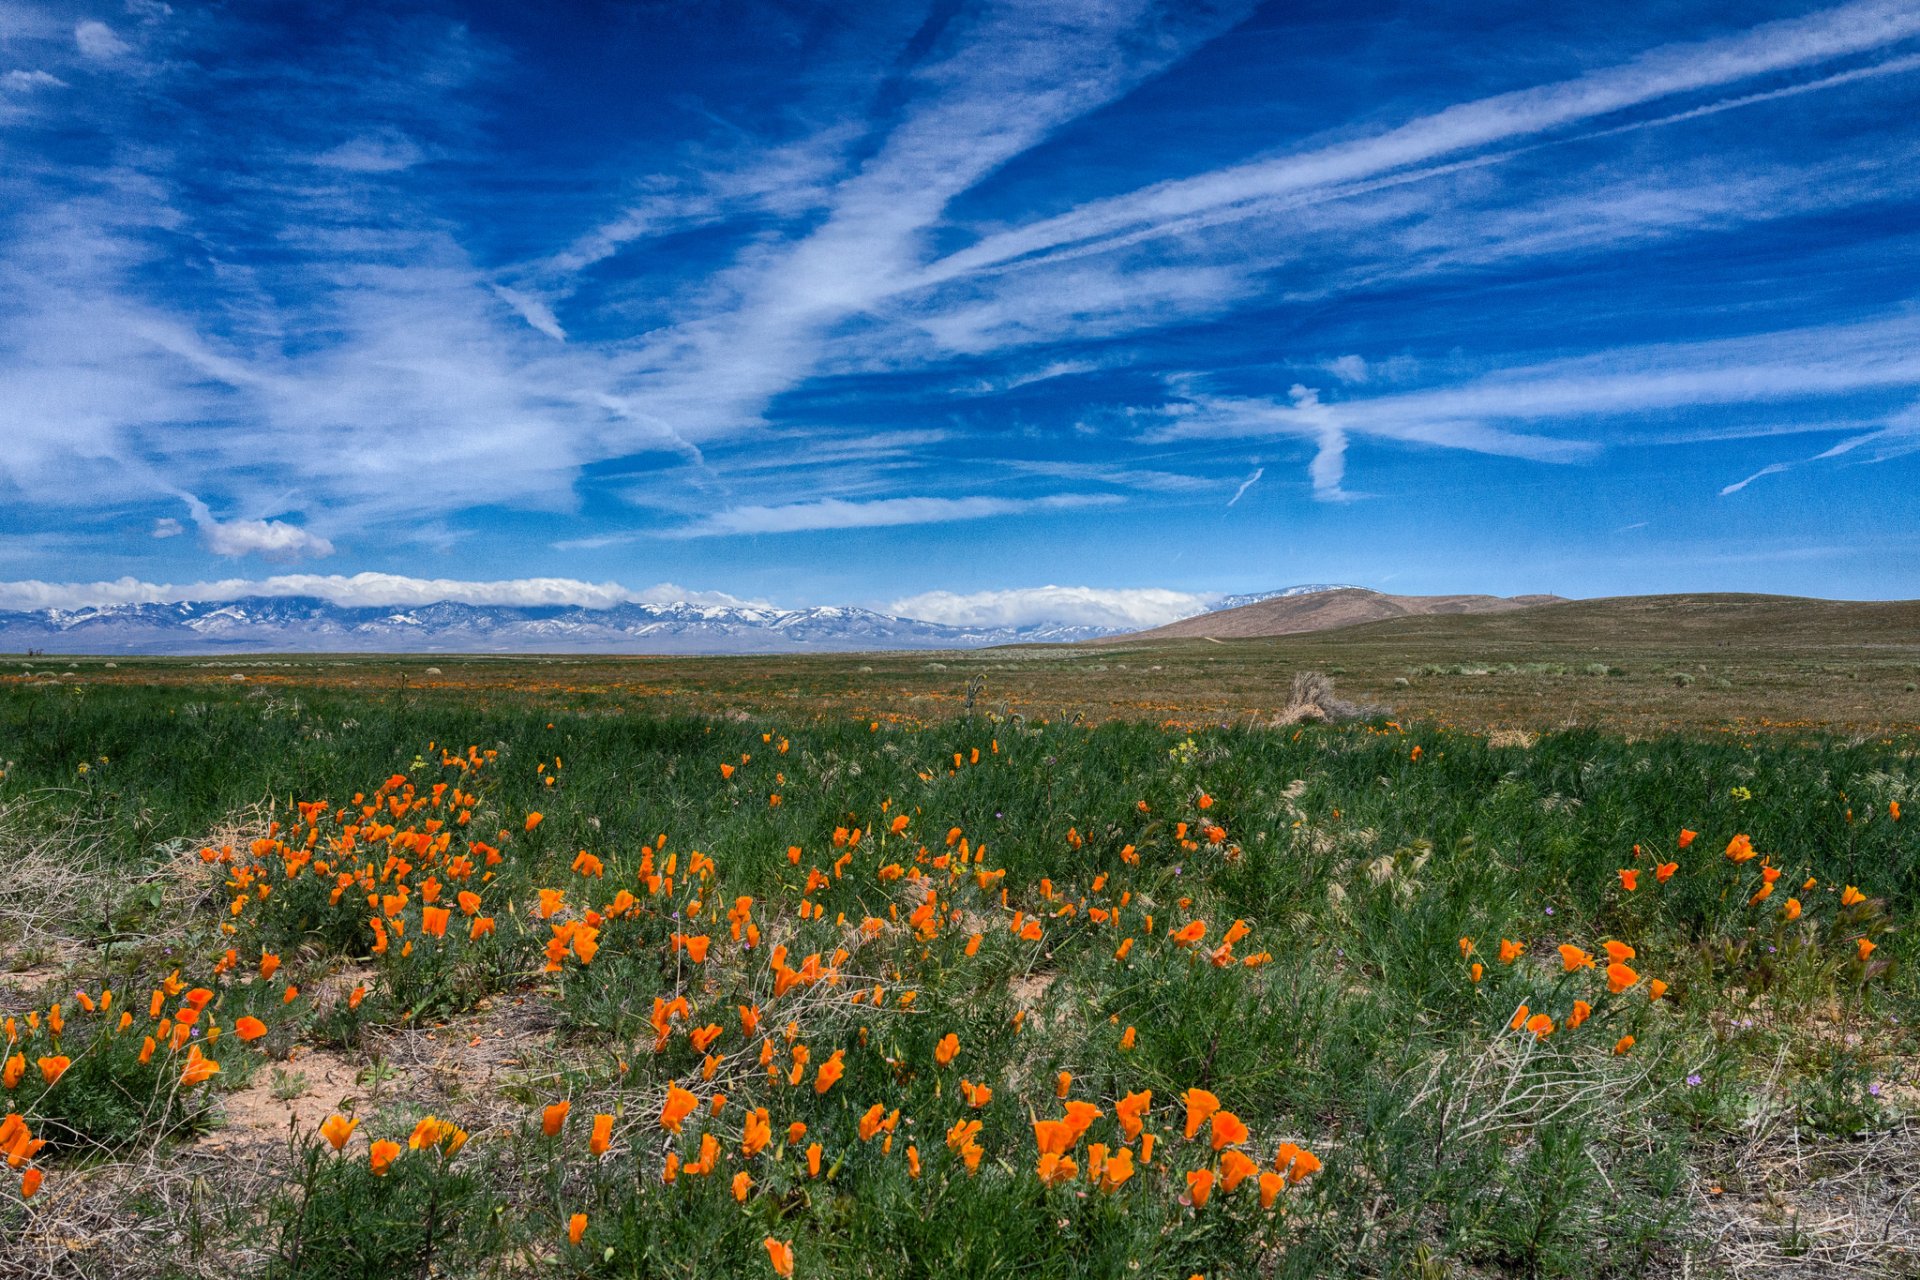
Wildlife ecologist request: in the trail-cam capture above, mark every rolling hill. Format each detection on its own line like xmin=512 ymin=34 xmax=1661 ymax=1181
xmin=1109 ymin=587 xmax=1566 ymax=641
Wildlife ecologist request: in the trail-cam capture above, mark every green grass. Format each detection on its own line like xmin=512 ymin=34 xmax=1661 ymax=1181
xmin=0 ymin=678 xmax=1913 ymax=1278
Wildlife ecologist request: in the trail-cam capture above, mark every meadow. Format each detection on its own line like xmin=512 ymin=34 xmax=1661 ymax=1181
xmin=0 ymin=658 xmax=1914 ymax=1278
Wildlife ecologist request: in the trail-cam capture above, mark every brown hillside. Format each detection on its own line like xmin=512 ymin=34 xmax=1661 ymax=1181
xmin=1114 ymin=587 xmax=1564 ymax=641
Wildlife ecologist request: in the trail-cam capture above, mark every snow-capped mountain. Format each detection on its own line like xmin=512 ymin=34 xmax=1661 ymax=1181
xmin=1206 ymin=584 xmax=1360 ymax=612
xmin=0 ymin=596 xmax=1132 ymax=655
xmin=0 ymin=586 xmax=1360 ymax=654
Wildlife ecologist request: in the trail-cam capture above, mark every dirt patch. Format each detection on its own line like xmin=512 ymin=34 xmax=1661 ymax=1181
xmin=199 ymin=1046 xmax=363 ymax=1153
xmin=369 ymin=991 xmax=562 ymax=1132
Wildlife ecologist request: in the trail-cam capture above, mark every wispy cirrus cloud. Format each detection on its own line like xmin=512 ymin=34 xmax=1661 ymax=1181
xmin=912 ymin=0 xmax=1920 ymax=285
xmin=3 ymin=1 xmax=1918 ymax=606
xmin=673 ymin=493 xmax=1120 ymax=538
xmin=1148 ymin=313 xmax=1920 ymax=498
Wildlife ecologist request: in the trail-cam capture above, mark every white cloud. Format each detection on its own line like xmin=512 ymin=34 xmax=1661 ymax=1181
xmin=1719 ymin=463 xmax=1793 ymax=495
xmin=888 ymin=585 xmax=1211 ymax=630
xmin=915 ymin=0 xmax=1920 ymax=284
xmin=312 ymin=132 xmax=426 ymax=173
xmin=150 ymin=517 xmax=183 ymax=538
xmin=1326 ymin=355 xmax=1368 ymax=384
xmin=194 ymin=514 xmax=335 ymax=561
xmin=0 ymin=573 xmax=765 ymax=612
xmin=1226 ymin=466 xmax=1263 ymax=506
xmin=73 ymin=19 xmax=130 ymax=59
xmin=674 ymin=493 xmax=1121 ymax=537
xmin=3 ymin=69 xmax=67 ymax=91
xmin=490 ymin=285 xmax=566 ymax=341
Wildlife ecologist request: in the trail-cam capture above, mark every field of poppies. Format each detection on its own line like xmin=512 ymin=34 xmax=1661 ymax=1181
xmin=0 ymin=676 xmax=1913 ymax=1278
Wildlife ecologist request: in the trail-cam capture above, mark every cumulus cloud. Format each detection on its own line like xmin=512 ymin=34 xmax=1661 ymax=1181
xmin=0 ymin=574 xmax=765 ymax=612
xmin=1325 ymin=355 xmax=1368 ymax=383
xmin=150 ymin=517 xmax=183 ymax=538
xmin=74 ymin=20 xmax=130 ymax=59
xmin=888 ymin=586 xmax=1213 ymax=631
xmin=197 ymin=516 xmax=335 ymax=561
xmin=674 ymin=494 xmax=1120 ymax=538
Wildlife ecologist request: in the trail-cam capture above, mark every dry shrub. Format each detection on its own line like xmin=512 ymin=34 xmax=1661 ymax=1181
xmin=1272 ymin=672 xmax=1385 ymax=725
xmin=0 ymin=798 xmax=114 ymax=957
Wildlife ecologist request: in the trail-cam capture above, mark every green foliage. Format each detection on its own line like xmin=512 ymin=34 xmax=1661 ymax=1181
xmin=0 ymin=676 xmax=1914 ymax=1278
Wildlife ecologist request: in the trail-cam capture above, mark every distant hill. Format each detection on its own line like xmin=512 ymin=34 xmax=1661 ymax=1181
xmin=1112 ymin=587 xmax=1565 ymax=641
xmin=1310 ymin=592 xmax=1920 ymax=649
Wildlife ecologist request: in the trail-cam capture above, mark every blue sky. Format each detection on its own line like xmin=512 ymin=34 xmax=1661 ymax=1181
xmin=1 ymin=0 xmax=1916 ymax=628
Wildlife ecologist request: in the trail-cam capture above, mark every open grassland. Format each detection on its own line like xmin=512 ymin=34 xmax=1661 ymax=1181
xmin=0 ymin=663 xmax=1915 ymax=1278
xmin=6 ymin=594 xmax=1915 ymax=737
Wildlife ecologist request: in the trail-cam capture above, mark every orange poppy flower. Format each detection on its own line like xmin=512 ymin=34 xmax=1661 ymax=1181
xmin=1618 ymin=869 xmax=1639 ymax=891
xmin=180 ymin=1046 xmax=220 ymax=1087
xmin=935 ymin=1034 xmax=959 ymax=1068
xmin=1859 ymin=937 xmax=1877 ymax=961
xmin=764 ymin=1238 xmax=795 ymax=1277
xmin=1498 ymin=939 xmax=1524 ymax=964
xmin=1209 ymin=1110 xmax=1250 ymax=1151
xmin=20 ymin=1168 xmax=42 ymax=1199
xmin=234 ymin=1016 xmax=268 ymax=1042
xmin=1841 ymin=885 xmax=1866 ymax=906
xmin=1602 ymin=940 xmax=1635 ymax=964
xmin=1606 ymin=963 xmax=1640 ymax=994
xmin=1677 ymin=829 xmax=1697 ymax=848
xmin=1219 ymin=1148 xmax=1259 ymax=1192
xmin=1558 ymin=945 xmax=1595 ymax=972
xmin=1782 ymin=897 xmax=1802 ymax=921
xmin=1725 ymin=834 xmax=1756 ymax=863
xmin=1655 ymin=862 xmax=1678 ymax=883
xmin=568 ymin=1212 xmax=587 ymax=1245
xmin=1115 ymin=1089 xmax=1152 ymax=1141
xmin=543 ymin=1100 xmax=571 ymax=1137
xmin=1099 ymin=1146 xmax=1134 ymax=1191
xmin=320 ymin=1115 xmax=357 ymax=1151
xmin=1182 ymin=1088 xmax=1220 ymax=1139
xmin=369 ymin=1139 xmax=401 ymax=1176
xmin=1613 ymin=1035 xmax=1635 ymax=1055
xmin=1258 ymin=1170 xmax=1284 ymax=1209
xmin=1054 ymin=1070 xmax=1071 ymax=1099
xmin=660 ymin=1085 xmax=696 ymax=1133
xmin=590 ymin=1113 xmax=614 ymax=1156
xmin=1186 ymin=1168 xmax=1214 ymax=1208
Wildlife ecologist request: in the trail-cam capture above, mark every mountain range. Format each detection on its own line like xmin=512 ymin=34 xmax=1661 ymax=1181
xmin=0 ymin=585 xmax=1546 ymax=655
